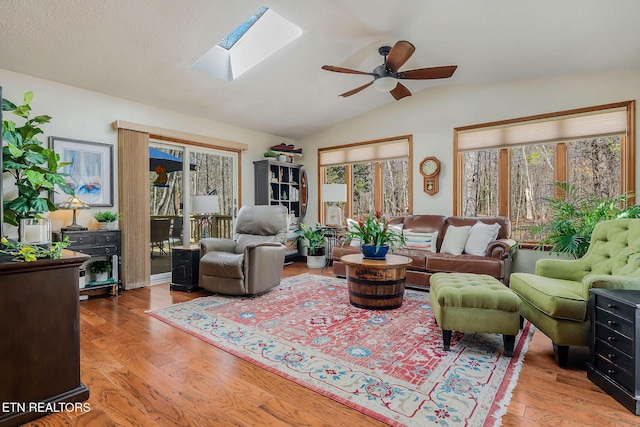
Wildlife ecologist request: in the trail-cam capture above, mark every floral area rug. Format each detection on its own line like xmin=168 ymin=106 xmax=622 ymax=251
xmin=147 ymin=274 xmax=533 ymax=426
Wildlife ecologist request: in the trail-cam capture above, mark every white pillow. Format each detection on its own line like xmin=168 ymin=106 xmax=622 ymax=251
xmin=346 ymin=218 xmax=361 ymax=247
xmin=464 ymin=222 xmax=501 ymax=256
xmin=388 ymin=223 xmax=404 ymax=237
xmin=440 ymin=225 xmax=471 ymax=255
xmin=403 ymin=230 xmax=438 ymax=252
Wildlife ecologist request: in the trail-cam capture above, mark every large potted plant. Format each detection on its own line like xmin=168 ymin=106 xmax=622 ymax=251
xmin=534 ymin=182 xmax=639 ymax=259
xmin=295 ymin=223 xmax=326 ymax=268
xmin=2 ymin=92 xmax=74 ymax=241
xmin=346 ymin=211 xmax=405 ymax=259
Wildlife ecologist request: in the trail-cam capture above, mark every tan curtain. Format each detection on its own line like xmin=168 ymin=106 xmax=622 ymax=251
xmin=118 ymin=128 xmax=150 ymax=290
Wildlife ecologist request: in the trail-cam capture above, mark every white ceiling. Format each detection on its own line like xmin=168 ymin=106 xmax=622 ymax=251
xmin=1 ymin=0 xmax=639 ymax=139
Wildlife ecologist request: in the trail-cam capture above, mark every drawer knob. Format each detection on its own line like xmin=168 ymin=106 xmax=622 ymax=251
xmin=607 ymin=336 xmax=616 ymax=342
xmin=607 ymin=369 xmax=616 ymax=375
xmin=105 ymin=248 xmax=111 ymax=253
xmin=78 ymin=237 xmax=84 ymax=243
xmin=607 ymin=303 xmax=616 ymax=309
xmin=607 ymin=320 xmax=616 ymax=327
xmin=607 ymin=353 xmax=616 ymax=360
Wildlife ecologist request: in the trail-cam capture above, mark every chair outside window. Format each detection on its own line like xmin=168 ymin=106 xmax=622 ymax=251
xmin=150 ymin=218 xmax=171 ymax=256
xmin=168 ymin=216 xmax=183 ymax=249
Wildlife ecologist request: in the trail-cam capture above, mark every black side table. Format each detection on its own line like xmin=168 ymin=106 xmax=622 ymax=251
xmin=170 ymin=245 xmax=201 ymax=292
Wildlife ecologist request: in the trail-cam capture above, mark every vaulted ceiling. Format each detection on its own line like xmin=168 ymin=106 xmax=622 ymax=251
xmin=1 ymin=0 xmax=639 ymax=139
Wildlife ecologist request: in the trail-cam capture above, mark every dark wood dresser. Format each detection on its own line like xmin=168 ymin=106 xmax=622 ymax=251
xmin=587 ymin=288 xmax=640 ymax=415
xmin=0 ymin=251 xmax=91 ymax=426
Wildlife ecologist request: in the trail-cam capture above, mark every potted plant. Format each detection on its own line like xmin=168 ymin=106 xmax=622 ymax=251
xmin=346 ymin=211 xmax=405 ymax=259
xmin=263 ymin=150 xmax=277 ymax=158
xmin=2 ymin=92 xmax=74 ymax=241
xmin=534 ymin=182 xmax=639 ymax=259
xmin=89 ymin=260 xmax=112 ymax=282
xmin=94 ymin=211 xmax=120 ymax=230
xmin=295 ymin=223 xmax=326 ymax=268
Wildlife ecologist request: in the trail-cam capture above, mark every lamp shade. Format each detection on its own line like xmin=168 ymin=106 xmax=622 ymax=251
xmin=322 ymin=184 xmax=347 ymax=203
xmin=192 ymin=195 xmax=219 ymax=214
xmin=57 ymin=195 xmax=90 ymax=210
xmin=373 ymin=76 xmax=398 ymax=92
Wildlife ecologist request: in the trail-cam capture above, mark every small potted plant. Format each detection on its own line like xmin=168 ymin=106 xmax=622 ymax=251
xmin=346 ymin=212 xmax=405 ymax=259
xmin=263 ymin=151 xmax=277 ymax=158
xmin=89 ymin=260 xmax=112 ymax=282
xmin=295 ymin=223 xmax=326 ymax=268
xmin=93 ymin=211 xmax=120 ymax=230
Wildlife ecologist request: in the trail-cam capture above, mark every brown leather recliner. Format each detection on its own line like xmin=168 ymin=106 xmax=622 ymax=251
xmin=199 ymin=205 xmax=288 ymax=295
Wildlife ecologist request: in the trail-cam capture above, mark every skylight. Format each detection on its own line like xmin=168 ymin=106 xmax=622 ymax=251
xmin=191 ymin=7 xmax=303 ymax=81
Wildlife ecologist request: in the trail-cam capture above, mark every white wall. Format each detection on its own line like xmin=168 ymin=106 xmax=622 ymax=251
xmin=297 ymin=67 xmax=640 ymax=271
xmin=1 ymin=69 xmax=292 ymax=236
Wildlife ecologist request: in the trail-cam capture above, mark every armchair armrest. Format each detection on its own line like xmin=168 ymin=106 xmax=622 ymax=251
xmin=200 ymin=238 xmax=236 ymax=256
xmin=535 ymin=257 xmax=591 ymax=282
xmin=581 ymin=274 xmax=640 ymax=299
xmin=486 ymin=238 xmax=518 ymax=260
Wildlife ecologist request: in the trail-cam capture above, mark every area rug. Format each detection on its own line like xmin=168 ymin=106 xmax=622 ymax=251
xmin=147 ymin=274 xmax=534 ymax=426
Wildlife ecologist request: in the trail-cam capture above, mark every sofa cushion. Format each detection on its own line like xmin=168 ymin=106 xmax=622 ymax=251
xmin=465 ymin=221 xmax=501 ymax=256
xmin=440 ymin=225 xmax=471 ymax=255
xmin=346 ymin=218 xmax=361 ymax=246
xmin=404 ymin=230 xmax=438 ymax=252
xmin=427 ymin=253 xmax=503 ymax=278
xmin=392 ymin=247 xmax=428 ymax=270
xmin=510 ymin=272 xmax=586 ymax=321
xmin=446 ymin=216 xmax=511 ymax=240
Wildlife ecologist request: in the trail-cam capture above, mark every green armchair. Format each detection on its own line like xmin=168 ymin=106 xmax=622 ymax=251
xmin=510 ymin=218 xmax=640 ymax=367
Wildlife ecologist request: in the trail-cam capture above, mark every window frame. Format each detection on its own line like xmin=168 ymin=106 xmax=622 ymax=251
xmin=318 ymin=135 xmax=413 ymax=222
xmin=453 ymin=101 xmax=636 ymax=243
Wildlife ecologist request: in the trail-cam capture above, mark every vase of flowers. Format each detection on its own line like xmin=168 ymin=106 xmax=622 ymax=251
xmin=346 ymin=212 xmax=405 ymax=260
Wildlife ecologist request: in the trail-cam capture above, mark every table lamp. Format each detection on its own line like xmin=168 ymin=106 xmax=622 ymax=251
xmin=59 ymin=195 xmax=90 ymax=231
xmin=322 ymin=184 xmax=347 ymax=226
xmin=191 ymin=195 xmax=220 ymax=238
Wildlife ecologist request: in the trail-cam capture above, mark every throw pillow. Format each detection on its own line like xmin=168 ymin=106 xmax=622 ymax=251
xmin=346 ymin=218 xmax=361 ymax=247
xmin=464 ymin=221 xmax=501 ymax=256
xmin=403 ymin=230 xmax=438 ymax=252
xmin=440 ymin=225 xmax=471 ymax=255
xmin=389 ymin=223 xmax=404 ymax=237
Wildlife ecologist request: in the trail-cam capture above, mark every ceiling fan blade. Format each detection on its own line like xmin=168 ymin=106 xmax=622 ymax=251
xmin=385 ymin=41 xmax=415 ymax=73
xmin=322 ymin=65 xmax=373 ymax=75
xmin=390 ymin=82 xmax=411 ymax=100
xmin=339 ymin=81 xmax=374 ymax=97
xmin=398 ymin=65 xmax=458 ymax=80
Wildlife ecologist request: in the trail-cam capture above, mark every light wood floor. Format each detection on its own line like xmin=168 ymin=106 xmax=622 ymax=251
xmin=27 ymin=262 xmax=639 ymax=426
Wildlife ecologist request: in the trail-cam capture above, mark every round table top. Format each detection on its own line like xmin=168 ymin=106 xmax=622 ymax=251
xmin=340 ymin=253 xmax=412 ymax=268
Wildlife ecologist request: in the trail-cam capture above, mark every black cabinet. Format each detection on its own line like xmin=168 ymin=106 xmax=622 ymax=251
xmin=170 ymin=245 xmax=201 ymax=292
xmin=54 ymin=229 xmax=122 ymax=295
xmin=587 ymin=288 xmax=640 ymax=415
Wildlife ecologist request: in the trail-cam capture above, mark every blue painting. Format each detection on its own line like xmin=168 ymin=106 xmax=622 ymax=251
xmin=50 ymin=137 xmax=113 ymax=206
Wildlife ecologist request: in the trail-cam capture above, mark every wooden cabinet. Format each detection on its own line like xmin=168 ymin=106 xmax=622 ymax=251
xmin=254 ymin=159 xmax=305 ymax=260
xmin=54 ymin=229 xmax=122 ymax=295
xmin=170 ymin=245 xmax=201 ymax=292
xmin=0 ymin=251 xmax=90 ymax=426
xmin=587 ymin=288 xmax=640 ymax=415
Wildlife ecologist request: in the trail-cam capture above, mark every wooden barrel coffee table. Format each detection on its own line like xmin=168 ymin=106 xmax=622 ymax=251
xmin=341 ymin=253 xmax=413 ymax=310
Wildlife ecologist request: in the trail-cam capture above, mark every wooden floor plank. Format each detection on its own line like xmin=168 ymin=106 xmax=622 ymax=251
xmin=20 ymin=262 xmax=640 ymax=426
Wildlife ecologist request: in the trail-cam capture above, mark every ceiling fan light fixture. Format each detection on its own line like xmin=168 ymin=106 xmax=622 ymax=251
xmin=373 ymin=76 xmax=398 ymax=92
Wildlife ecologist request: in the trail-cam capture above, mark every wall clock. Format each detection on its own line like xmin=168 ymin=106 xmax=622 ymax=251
xmin=419 ymin=156 xmax=441 ymax=195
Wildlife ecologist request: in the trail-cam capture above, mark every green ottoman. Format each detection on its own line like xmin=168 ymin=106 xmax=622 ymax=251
xmin=430 ymin=272 xmax=522 ymax=356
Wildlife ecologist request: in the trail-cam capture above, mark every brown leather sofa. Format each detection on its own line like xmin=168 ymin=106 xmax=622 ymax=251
xmin=331 ymin=215 xmax=517 ymax=291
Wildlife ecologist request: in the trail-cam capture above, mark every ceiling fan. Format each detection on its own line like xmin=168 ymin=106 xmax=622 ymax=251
xmin=322 ymin=40 xmax=458 ymax=101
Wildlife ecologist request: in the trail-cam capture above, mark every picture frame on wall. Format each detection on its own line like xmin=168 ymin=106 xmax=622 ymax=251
xmin=49 ymin=136 xmax=114 ymax=207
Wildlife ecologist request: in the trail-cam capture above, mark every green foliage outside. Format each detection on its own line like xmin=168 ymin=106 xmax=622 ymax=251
xmin=534 ymin=182 xmax=640 ymax=259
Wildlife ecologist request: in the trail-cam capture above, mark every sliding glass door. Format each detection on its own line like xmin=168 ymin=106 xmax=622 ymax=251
xmin=149 ymin=142 xmax=238 ymax=282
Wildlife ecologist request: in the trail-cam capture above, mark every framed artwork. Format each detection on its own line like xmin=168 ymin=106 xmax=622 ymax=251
xmin=49 ymin=136 xmax=114 ymax=207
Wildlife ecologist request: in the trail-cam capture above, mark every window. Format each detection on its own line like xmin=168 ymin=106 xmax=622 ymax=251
xmin=318 ymin=136 xmax=412 ymax=222
xmin=454 ymin=101 xmax=635 ymax=243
